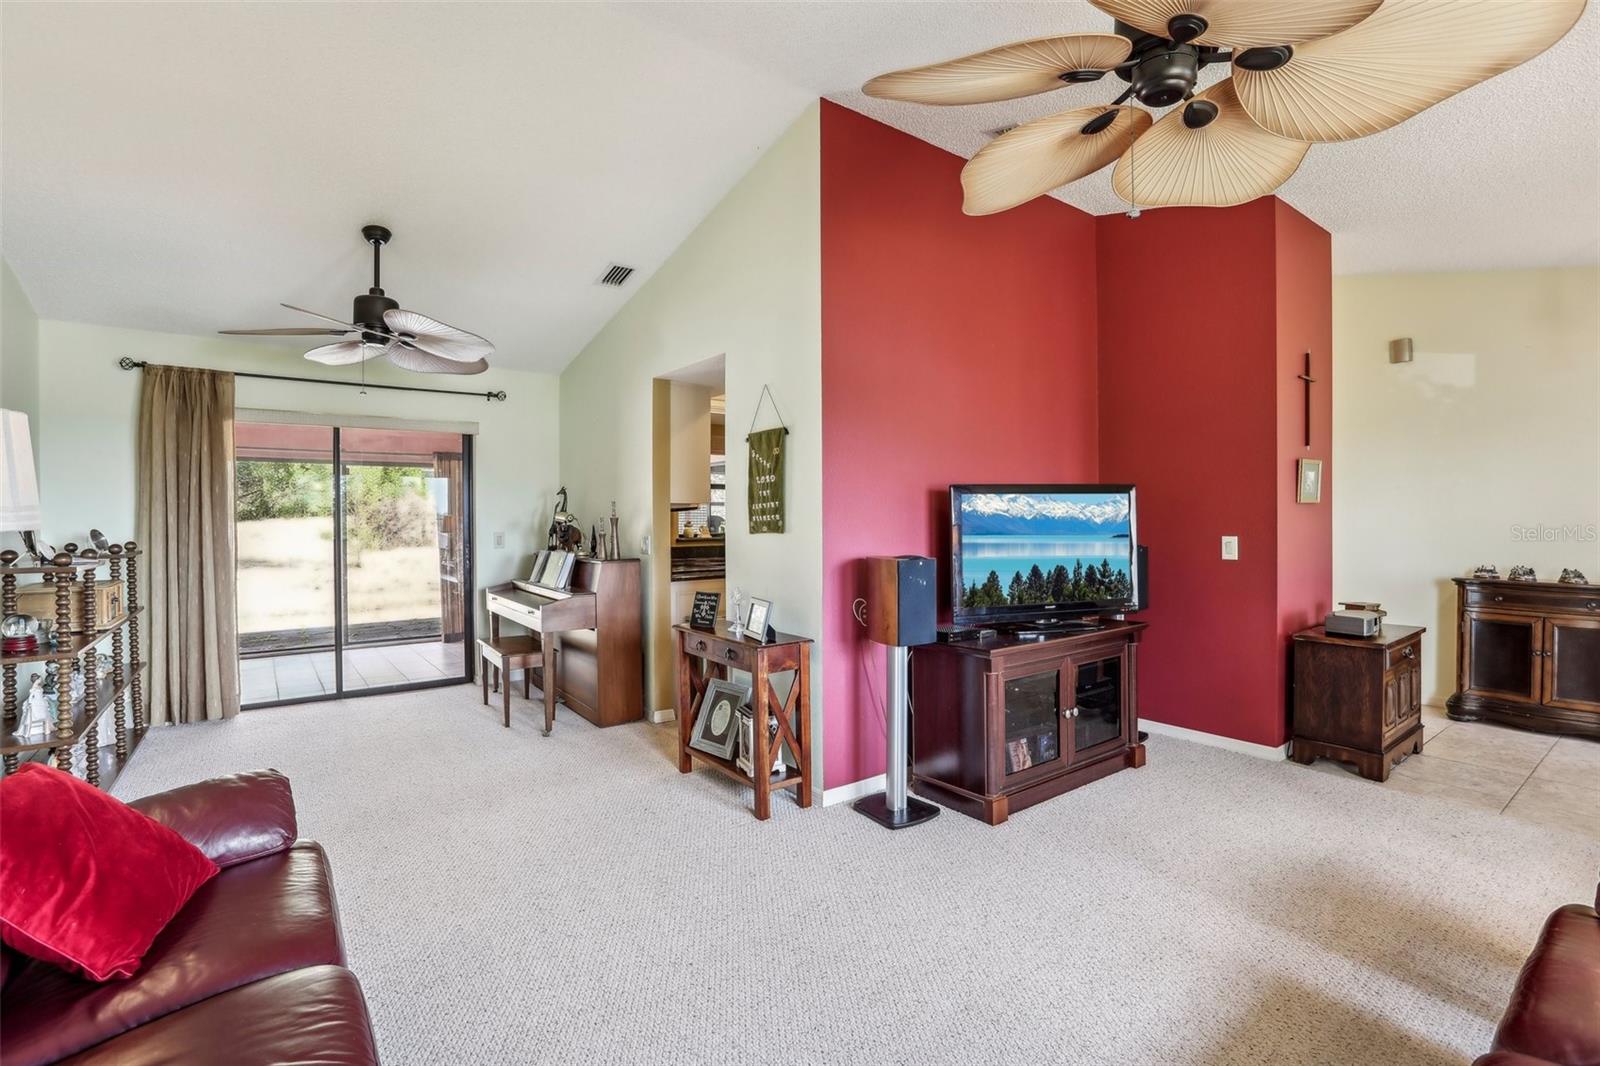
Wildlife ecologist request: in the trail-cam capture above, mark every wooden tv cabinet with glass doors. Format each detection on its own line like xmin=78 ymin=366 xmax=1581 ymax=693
xmin=909 ymin=620 xmax=1147 ymax=825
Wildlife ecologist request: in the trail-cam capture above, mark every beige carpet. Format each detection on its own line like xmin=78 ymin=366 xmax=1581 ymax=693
xmin=113 ymin=685 xmax=1600 ymax=1066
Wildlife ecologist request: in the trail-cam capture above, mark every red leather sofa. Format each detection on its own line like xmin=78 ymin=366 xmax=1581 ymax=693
xmin=1475 ymin=883 xmax=1600 ymax=1066
xmin=0 ymin=770 xmax=378 ymax=1065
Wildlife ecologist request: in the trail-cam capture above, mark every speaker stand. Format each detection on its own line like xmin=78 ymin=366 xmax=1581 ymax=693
xmin=853 ymin=644 xmax=941 ymax=830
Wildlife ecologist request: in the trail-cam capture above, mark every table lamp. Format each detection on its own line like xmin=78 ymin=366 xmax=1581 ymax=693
xmin=1 ymin=409 xmax=42 ymax=534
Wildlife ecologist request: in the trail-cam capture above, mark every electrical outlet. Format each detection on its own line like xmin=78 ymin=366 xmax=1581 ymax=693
xmin=641 ymin=534 xmax=651 ymax=555
xmin=1221 ymin=535 xmax=1239 ymax=561
xmin=493 ymin=531 xmax=505 ymax=549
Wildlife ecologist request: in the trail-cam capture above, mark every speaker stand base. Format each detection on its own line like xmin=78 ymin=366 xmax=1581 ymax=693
xmin=852 ymin=793 xmax=941 ymax=830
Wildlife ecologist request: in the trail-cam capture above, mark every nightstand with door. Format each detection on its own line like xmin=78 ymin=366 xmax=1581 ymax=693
xmin=1291 ymin=625 xmax=1425 ymax=782
xmin=1448 ymin=578 xmax=1600 ymax=738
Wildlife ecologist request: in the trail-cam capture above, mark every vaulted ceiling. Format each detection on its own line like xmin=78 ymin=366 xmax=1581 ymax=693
xmin=4 ymin=2 xmax=1595 ymax=374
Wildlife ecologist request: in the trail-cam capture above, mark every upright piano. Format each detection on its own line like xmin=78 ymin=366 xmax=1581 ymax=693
xmin=484 ymin=557 xmax=643 ymax=730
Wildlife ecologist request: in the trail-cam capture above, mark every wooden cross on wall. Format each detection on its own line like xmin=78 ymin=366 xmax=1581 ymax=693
xmin=1298 ymin=352 xmax=1316 ymax=449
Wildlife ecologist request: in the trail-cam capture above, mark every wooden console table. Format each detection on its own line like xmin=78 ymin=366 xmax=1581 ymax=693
xmin=1290 ymin=624 xmax=1425 ymax=781
xmin=674 ymin=622 xmax=811 ymax=821
xmin=910 ymin=621 xmax=1147 ymax=825
xmin=1447 ymin=577 xmax=1600 ymax=737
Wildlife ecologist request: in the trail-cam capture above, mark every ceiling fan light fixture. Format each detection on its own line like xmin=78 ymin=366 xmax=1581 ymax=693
xmin=1234 ymin=45 xmax=1293 ymax=72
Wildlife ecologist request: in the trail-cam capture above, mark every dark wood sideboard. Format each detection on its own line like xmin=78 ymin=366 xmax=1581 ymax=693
xmin=909 ymin=621 xmax=1147 ymax=825
xmin=1447 ymin=578 xmax=1600 ymax=738
xmin=1290 ymin=625 xmax=1425 ymax=781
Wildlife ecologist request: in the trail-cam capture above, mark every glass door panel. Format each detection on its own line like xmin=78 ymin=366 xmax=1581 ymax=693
xmin=1002 ymin=669 xmax=1063 ymax=776
xmin=235 ymin=423 xmax=337 ymax=705
xmin=1071 ymin=655 xmax=1124 ymax=761
xmin=338 ymin=428 xmax=469 ymax=693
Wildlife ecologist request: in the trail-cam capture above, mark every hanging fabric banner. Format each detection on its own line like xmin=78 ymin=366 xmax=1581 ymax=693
xmin=747 ymin=427 xmax=786 ymax=534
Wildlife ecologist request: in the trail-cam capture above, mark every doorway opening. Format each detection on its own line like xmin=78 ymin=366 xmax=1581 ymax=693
xmin=235 ymin=419 xmax=473 ymax=707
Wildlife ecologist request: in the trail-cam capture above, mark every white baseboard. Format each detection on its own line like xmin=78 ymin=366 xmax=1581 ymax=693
xmin=818 ymin=773 xmax=885 ymax=807
xmin=647 ymin=706 xmax=676 ymax=725
xmin=1139 ymin=718 xmax=1290 ymax=760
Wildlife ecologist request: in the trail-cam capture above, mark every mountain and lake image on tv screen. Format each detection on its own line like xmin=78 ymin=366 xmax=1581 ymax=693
xmin=957 ymin=491 xmax=1134 ymax=610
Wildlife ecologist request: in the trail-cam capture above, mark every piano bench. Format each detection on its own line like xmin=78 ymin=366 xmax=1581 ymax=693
xmin=477 ymin=636 xmax=557 ymax=729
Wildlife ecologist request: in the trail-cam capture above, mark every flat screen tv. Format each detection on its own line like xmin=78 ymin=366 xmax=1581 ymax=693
xmin=951 ymin=484 xmax=1138 ymax=625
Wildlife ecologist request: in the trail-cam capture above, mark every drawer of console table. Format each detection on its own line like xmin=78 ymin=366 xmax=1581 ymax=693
xmin=682 ymin=632 xmax=755 ymax=672
xmin=1465 ymin=584 xmax=1600 ymax=614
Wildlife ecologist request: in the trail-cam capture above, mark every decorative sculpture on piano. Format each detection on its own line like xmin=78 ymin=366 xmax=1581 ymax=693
xmin=546 ymin=486 xmax=582 ymax=552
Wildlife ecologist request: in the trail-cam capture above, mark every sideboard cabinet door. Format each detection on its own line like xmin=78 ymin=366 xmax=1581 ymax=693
xmin=1463 ymin=611 xmax=1542 ymax=704
xmin=1067 ymin=652 xmax=1127 ymax=766
xmin=1544 ymin=616 xmax=1600 ymax=714
xmin=998 ymin=664 xmax=1067 ymax=785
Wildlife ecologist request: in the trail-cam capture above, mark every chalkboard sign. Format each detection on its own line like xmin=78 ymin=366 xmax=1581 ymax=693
xmin=689 ymin=591 xmax=721 ymax=631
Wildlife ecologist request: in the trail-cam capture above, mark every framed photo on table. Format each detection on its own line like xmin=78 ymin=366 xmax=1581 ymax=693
xmin=690 ymin=679 xmax=749 ymax=760
xmin=745 ymin=597 xmax=772 ymax=642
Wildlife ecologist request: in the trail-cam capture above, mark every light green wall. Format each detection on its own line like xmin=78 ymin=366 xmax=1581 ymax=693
xmin=1 ymin=259 xmax=42 ymax=554
xmin=33 ymin=319 xmax=561 ymax=633
xmin=559 ymin=103 xmax=822 ymax=757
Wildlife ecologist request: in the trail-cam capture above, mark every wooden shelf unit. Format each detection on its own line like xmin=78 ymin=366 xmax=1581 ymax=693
xmin=2 ymin=542 xmax=148 ymax=788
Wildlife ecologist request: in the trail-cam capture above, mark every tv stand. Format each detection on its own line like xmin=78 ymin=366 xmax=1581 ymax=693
xmin=910 ymin=621 xmax=1147 ymax=824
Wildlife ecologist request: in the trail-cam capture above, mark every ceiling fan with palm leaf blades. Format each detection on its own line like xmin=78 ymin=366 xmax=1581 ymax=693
xmin=220 ymin=224 xmax=494 ymax=374
xmin=864 ymin=0 xmax=1586 ymax=215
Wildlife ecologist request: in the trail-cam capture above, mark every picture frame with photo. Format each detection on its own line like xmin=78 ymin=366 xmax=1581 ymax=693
xmin=1296 ymin=458 xmax=1323 ymax=504
xmin=689 ymin=678 xmax=749 ymax=761
xmin=745 ymin=597 xmax=773 ymax=643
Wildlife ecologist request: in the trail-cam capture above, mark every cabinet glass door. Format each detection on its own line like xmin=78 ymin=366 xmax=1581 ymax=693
xmin=1464 ymin=612 xmax=1540 ymax=702
xmin=1069 ymin=655 xmax=1124 ymax=763
xmin=1002 ymin=669 xmax=1063 ymax=777
xmin=1544 ymin=617 xmax=1600 ymax=713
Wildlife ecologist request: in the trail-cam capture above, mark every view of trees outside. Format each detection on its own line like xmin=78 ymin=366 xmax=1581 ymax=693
xmin=961 ymin=559 xmax=1132 ymax=609
xmin=236 ymin=461 xmax=442 ymax=636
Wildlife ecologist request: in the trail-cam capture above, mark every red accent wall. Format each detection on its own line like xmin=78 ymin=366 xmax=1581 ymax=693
xmin=1097 ymin=199 xmax=1331 ymax=749
xmin=819 ymin=101 xmax=1100 ymax=790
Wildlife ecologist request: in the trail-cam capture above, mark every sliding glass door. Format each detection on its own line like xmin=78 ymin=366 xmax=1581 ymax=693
xmin=236 ymin=420 xmax=472 ymax=708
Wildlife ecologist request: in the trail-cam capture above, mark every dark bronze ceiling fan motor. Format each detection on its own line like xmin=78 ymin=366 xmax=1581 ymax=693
xmin=354 ymin=224 xmax=399 ymax=345
xmin=1111 ymin=19 xmax=1221 ymax=109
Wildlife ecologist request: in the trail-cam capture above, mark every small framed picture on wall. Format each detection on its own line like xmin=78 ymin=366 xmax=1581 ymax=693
xmin=1296 ymin=458 xmax=1323 ymax=504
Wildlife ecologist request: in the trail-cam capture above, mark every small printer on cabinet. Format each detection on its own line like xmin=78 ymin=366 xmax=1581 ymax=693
xmin=1325 ymin=609 xmax=1382 ymax=638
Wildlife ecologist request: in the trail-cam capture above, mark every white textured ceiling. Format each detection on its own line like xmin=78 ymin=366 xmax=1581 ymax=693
xmin=629 ymin=1 xmax=1600 ymax=276
xmin=0 ymin=3 xmax=813 ymax=373
xmin=3 ymin=3 xmax=1596 ymax=378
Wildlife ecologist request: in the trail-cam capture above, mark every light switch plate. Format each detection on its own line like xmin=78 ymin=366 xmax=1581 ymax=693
xmin=1221 ymin=535 xmax=1239 ymax=561
xmin=493 ymin=531 xmax=505 ymax=549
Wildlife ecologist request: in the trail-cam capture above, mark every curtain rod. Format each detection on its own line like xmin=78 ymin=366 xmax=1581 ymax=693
xmin=117 ymin=357 xmax=508 ymax=402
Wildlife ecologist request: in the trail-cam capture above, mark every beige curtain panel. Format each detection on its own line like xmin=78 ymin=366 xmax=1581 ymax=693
xmin=136 ymin=365 xmax=240 ymax=724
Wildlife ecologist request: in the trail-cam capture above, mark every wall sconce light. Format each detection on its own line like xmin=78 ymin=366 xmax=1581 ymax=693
xmin=1389 ymin=338 xmax=1414 ymax=364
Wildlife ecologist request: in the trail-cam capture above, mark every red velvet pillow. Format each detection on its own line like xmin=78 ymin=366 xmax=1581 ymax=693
xmin=0 ymin=763 xmax=219 ymax=981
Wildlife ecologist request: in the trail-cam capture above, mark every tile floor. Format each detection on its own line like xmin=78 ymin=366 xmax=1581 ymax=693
xmin=1307 ymin=705 xmax=1599 ymax=838
xmin=240 ymin=640 xmax=466 ymax=705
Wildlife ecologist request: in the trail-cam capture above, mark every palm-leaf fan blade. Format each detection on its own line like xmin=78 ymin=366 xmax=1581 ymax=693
xmin=305 ymin=340 xmax=393 ymax=366
xmin=1111 ymin=78 xmax=1309 ymax=208
xmin=220 ymin=327 xmax=351 ymax=336
xmin=1087 ymin=0 xmax=1382 ymax=48
xmin=386 ymin=345 xmax=489 ymax=376
xmin=962 ymin=106 xmax=1152 ymax=216
xmin=383 ymin=309 xmax=495 ymax=362
xmin=1233 ymin=0 xmax=1588 ymax=143
xmin=863 ymin=34 xmax=1132 ymax=105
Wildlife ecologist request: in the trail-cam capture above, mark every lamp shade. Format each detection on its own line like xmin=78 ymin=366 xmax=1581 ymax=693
xmin=1 ymin=409 xmax=42 ymax=532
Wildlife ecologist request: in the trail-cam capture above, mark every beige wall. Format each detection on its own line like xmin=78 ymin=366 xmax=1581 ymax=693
xmin=1333 ymin=267 xmax=1600 ymax=705
xmin=30 ymin=319 xmax=561 ymax=635
xmin=559 ymin=104 xmax=821 ymax=756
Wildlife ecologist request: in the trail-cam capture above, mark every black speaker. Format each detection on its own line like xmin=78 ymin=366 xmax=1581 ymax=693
xmin=1134 ymin=545 xmax=1149 ymax=612
xmin=865 ymin=555 xmax=937 ymax=647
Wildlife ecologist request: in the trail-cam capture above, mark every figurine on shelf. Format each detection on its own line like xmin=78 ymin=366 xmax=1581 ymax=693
xmin=607 ymin=501 xmax=621 ymax=561
xmin=1508 ymin=565 xmax=1538 ymax=582
xmin=69 ymin=662 xmax=86 ymax=705
xmin=1560 ymin=568 xmax=1590 ymax=584
xmin=19 ymin=675 xmax=52 ymax=739
xmin=729 ymin=586 xmax=746 ymax=638
xmin=2 ymin=613 xmax=39 ymax=655
xmin=1471 ymin=564 xmax=1500 ymax=579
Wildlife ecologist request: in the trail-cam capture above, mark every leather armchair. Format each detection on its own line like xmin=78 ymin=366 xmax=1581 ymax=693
xmin=1475 ymin=884 xmax=1600 ymax=1066
xmin=0 ymin=770 xmax=378 ymax=1065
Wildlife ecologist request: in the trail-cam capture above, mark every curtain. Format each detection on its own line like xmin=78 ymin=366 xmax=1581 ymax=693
xmin=433 ymin=451 xmax=466 ymax=643
xmin=136 ymin=365 xmax=240 ymax=724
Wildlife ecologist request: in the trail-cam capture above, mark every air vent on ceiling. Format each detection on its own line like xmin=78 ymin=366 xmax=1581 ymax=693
xmin=986 ymin=125 xmax=1017 ymax=138
xmin=597 ymin=263 xmax=636 ymax=287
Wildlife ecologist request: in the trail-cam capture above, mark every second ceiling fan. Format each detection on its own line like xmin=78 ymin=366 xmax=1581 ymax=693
xmin=863 ymin=0 xmax=1587 ymax=215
